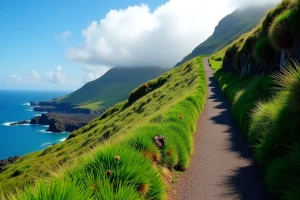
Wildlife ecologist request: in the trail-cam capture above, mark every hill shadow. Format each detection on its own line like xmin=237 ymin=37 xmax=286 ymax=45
xmin=205 ymin=73 xmax=274 ymax=199
xmin=208 ymin=76 xmax=250 ymax=159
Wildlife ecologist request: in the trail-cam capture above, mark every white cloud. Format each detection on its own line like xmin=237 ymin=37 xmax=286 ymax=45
xmin=10 ymin=75 xmax=23 ymax=82
xmin=83 ymin=65 xmax=111 ymax=83
xmin=56 ymin=31 xmax=72 ymax=42
xmin=229 ymin=0 xmax=281 ymax=9
xmin=45 ymin=66 xmax=65 ymax=85
xmin=67 ymin=0 xmax=230 ymax=68
xmin=25 ymin=70 xmax=40 ymax=81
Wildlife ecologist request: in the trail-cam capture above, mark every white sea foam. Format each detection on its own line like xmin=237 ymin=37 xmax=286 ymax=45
xmin=2 ymin=121 xmax=31 ymax=126
xmin=38 ymin=129 xmax=54 ymax=134
xmin=22 ymin=103 xmax=30 ymax=106
xmin=35 ymin=114 xmax=42 ymax=117
xmin=2 ymin=122 xmax=16 ymax=126
xmin=20 ymin=124 xmax=30 ymax=126
xmin=59 ymin=137 xmax=67 ymax=142
xmin=43 ymin=125 xmax=50 ymax=128
xmin=27 ymin=109 xmax=34 ymax=112
xmin=40 ymin=142 xmax=52 ymax=147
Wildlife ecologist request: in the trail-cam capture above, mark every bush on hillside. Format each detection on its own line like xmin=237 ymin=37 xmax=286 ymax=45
xmin=66 ymin=145 xmax=166 ymax=199
xmin=261 ymin=0 xmax=292 ymax=36
xmin=128 ymin=75 xmax=169 ymax=104
xmin=269 ymin=9 xmax=296 ymax=50
xmin=253 ymin=37 xmax=274 ymax=62
xmin=128 ymin=84 xmax=149 ymax=104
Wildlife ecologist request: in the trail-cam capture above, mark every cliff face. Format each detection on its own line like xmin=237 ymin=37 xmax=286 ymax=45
xmin=222 ymin=0 xmax=300 ymax=76
xmin=223 ymin=42 xmax=300 ymax=76
xmin=0 ymin=156 xmax=20 ymax=172
xmin=31 ymin=113 xmax=100 ymax=133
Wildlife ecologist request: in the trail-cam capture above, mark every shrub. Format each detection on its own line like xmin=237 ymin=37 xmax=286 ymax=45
xmin=67 ymin=145 xmax=166 ymax=199
xmin=248 ymin=100 xmax=278 ymax=145
xmin=253 ymin=37 xmax=274 ymax=62
xmin=269 ymin=9 xmax=296 ymax=50
xmin=273 ymin=62 xmax=300 ymax=113
xmin=128 ymin=75 xmax=169 ymax=104
xmin=3 ymin=178 xmax=93 ymax=200
xmin=128 ymin=84 xmax=149 ymax=104
xmin=215 ymin=57 xmax=222 ymax=61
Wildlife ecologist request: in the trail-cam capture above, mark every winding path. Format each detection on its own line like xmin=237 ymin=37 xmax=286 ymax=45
xmin=169 ymin=58 xmax=272 ymax=200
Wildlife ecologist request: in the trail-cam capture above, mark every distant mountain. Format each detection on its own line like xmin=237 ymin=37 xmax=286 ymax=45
xmin=58 ymin=67 xmax=167 ymax=110
xmin=175 ymin=5 xmax=274 ymax=67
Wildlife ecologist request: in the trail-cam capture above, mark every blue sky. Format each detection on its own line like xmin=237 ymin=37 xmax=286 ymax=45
xmin=1 ymin=0 xmax=276 ymax=91
xmin=0 ymin=0 xmax=168 ymax=90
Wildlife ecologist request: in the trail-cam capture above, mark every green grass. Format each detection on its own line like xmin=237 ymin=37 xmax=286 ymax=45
xmin=58 ymin=67 xmax=167 ymax=109
xmin=269 ymin=9 xmax=297 ymax=50
xmin=0 ymin=57 xmax=206 ymax=199
xmin=3 ymin=178 xmax=93 ymax=200
xmin=221 ymin=0 xmax=300 ymax=74
xmin=75 ymin=101 xmax=104 ymax=113
xmin=210 ymin=51 xmax=300 ymax=199
xmin=253 ymin=37 xmax=273 ymax=62
xmin=65 ymin=145 xmax=165 ymax=199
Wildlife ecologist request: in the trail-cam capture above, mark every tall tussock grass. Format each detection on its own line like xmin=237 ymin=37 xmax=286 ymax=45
xmin=213 ymin=61 xmax=300 ymax=199
xmin=1 ymin=58 xmax=206 ymax=200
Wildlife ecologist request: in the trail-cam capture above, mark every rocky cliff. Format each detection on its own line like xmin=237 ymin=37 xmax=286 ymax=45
xmin=0 ymin=156 xmax=20 ymax=172
xmin=31 ymin=113 xmax=100 ymax=133
xmin=222 ymin=43 xmax=300 ymax=76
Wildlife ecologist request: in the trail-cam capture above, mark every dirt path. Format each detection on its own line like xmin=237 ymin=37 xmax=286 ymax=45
xmin=169 ymin=58 xmax=272 ymax=200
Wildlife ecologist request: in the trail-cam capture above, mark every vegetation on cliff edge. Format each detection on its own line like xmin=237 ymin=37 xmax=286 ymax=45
xmin=1 ymin=57 xmax=206 ymax=200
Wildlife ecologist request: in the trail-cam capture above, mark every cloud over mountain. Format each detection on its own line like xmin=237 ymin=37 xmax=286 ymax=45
xmin=67 ymin=0 xmax=230 ymax=68
xmin=229 ymin=0 xmax=281 ymax=8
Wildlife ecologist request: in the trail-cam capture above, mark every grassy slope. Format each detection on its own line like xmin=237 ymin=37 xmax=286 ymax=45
xmin=209 ymin=2 xmax=300 ymax=195
xmin=75 ymin=101 xmax=104 ymax=112
xmin=175 ymin=5 xmax=272 ymax=67
xmin=223 ymin=0 xmax=300 ymax=73
xmin=59 ymin=67 xmax=167 ymax=110
xmin=0 ymin=57 xmax=206 ymax=199
xmin=211 ymin=59 xmax=300 ymax=199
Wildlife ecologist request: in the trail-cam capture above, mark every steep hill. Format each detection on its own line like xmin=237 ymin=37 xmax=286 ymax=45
xmin=0 ymin=57 xmax=206 ymax=199
xmin=58 ymin=67 xmax=167 ymax=109
xmin=222 ymin=0 xmax=300 ymax=75
xmin=209 ymin=1 xmax=300 ymax=198
xmin=175 ymin=5 xmax=273 ymax=67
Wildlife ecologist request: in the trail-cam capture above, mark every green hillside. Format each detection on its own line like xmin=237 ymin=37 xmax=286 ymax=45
xmin=175 ymin=5 xmax=273 ymax=67
xmin=1 ymin=57 xmax=206 ymax=199
xmin=209 ymin=1 xmax=300 ymax=198
xmin=59 ymin=67 xmax=167 ymax=109
xmin=222 ymin=0 xmax=300 ymax=75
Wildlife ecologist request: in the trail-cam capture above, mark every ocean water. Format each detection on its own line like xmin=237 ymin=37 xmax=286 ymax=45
xmin=0 ymin=90 xmax=70 ymax=159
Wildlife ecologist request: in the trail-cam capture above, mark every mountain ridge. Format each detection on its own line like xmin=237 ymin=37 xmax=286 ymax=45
xmin=57 ymin=66 xmax=168 ymax=110
xmin=175 ymin=5 xmax=274 ymax=67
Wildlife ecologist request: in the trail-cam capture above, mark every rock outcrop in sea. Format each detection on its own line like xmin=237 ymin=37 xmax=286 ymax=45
xmin=0 ymin=156 xmax=20 ymax=172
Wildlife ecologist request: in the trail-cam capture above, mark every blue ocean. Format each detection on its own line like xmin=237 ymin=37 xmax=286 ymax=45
xmin=0 ymin=90 xmax=70 ymax=159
